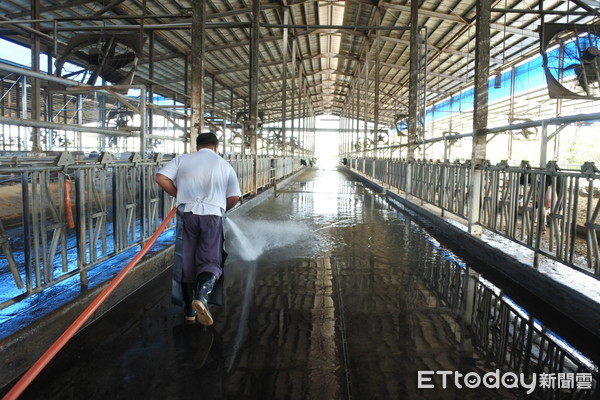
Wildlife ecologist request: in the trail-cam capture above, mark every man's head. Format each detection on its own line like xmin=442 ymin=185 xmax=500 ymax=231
xmin=196 ymin=132 xmax=219 ymax=151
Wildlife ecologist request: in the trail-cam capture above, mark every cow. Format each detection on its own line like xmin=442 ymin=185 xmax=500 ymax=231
xmin=519 ymin=172 xmax=562 ymax=233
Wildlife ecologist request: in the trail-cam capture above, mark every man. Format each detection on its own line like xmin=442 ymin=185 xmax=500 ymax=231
xmin=155 ymin=132 xmax=241 ymax=326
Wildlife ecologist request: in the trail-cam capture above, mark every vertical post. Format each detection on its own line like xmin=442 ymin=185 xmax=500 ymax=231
xmin=363 ymin=40 xmax=369 ymax=162
xmin=374 ymin=8 xmax=381 ymax=156
xmin=281 ymin=8 xmax=289 ymax=158
xmin=21 ymin=76 xmax=27 ymax=150
xmin=539 ymin=121 xmax=548 ymax=168
xmin=30 ymin=0 xmax=43 ymax=152
xmin=99 ymin=83 xmax=106 ymax=150
xmin=302 ymin=101 xmax=306 ymax=157
xmin=339 ymin=116 xmax=342 ymax=156
xmin=249 ymin=0 xmax=260 ymax=194
xmin=407 ymin=0 xmax=420 ymax=196
xmin=148 ymin=31 xmax=155 ymax=155
xmin=291 ymin=40 xmax=297 ymax=157
xmin=356 ymin=78 xmax=360 ymax=158
xmin=191 ymin=0 xmax=206 ymax=150
xmin=297 ymin=81 xmax=302 ymax=159
xmin=443 ymin=134 xmax=448 ymax=162
xmin=295 ymin=51 xmax=302 ymax=158
xmin=140 ymin=87 xmax=147 ymax=156
xmin=241 ymin=98 xmax=247 ymax=156
xmin=345 ymin=115 xmax=349 ymax=156
xmin=348 ymin=88 xmax=353 ymax=156
xmin=421 ymin=27 xmax=429 ymax=161
xmin=468 ymin=0 xmax=491 ymax=235
xmin=77 ymin=95 xmax=83 ymax=151
xmin=229 ymin=88 xmax=234 ymax=155
xmin=47 ymin=54 xmax=54 ymax=151
xmin=347 ymin=89 xmax=352 ymax=156
xmin=222 ymin=116 xmax=227 ymax=156
xmin=312 ymin=110 xmax=315 ymax=156
xmin=507 ymin=66 xmax=516 ymax=159
xmin=184 ymin=55 xmax=189 ymax=153
xmin=211 ymin=73 xmax=216 ymax=118
xmin=344 ymin=115 xmax=348 ymax=156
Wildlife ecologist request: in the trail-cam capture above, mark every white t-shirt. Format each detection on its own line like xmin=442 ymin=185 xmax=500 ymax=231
xmin=157 ymin=149 xmax=241 ymax=216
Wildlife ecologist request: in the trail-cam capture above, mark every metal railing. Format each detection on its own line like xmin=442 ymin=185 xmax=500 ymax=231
xmin=0 ymin=152 xmax=303 ymax=310
xmin=349 ymin=157 xmax=600 ymax=277
xmin=418 ymin=248 xmax=598 ymax=399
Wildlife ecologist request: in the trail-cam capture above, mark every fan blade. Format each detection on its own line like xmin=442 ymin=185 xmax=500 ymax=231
xmin=98 ymin=65 xmax=125 ymax=84
xmin=61 ymin=68 xmax=88 ymax=79
xmin=106 ymin=52 xmax=137 ymax=69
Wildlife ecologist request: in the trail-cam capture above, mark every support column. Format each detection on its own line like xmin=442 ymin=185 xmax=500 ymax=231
xmin=211 ymin=73 xmax=216 ymax=119
xmin=348 ymin=88 xmax=353 ymax=156
xmin=407 ymin=0 xmax=420 ymax=195
xmin=77 ymin=95 xmax=83 ymax=151
xmin=468 ymin=0 xmax=491 ymax=235
xmin=184 ymin=55 xmax=189 ymax=153
xmin=30 ymin=0 xmax=43 ymax=152
xmin=295 ymin=51 xmax=302 ymax=158
xmin=47 ymin=56 xmax=54 ymax=151
xmin=249 ymin=0 xmax=260 ymax=194
xmin=191 ymin=0 xmax=206 ymax=150
xmin=356 ymin=78 xmax=360 ymax=157
xmin=19 ymin=77 xmax=26 ymax=150
xmin=147 ymin=31 xmax=155 ymax=156
xmin=140 ymin=87 xmax=147 ymax=156
xmin=229 ymin=88 xmax=234 ymax=155
xmin=291 ymin=40 xmax=297 ymax=157
xmin=540 ymin=121 xmax=548 ymax=168
xmin=281 ymin=8 xmax=289 ymax=158
xmin=374 ymin=8 xmax=381 ymax=155
xmin=363 ymin=41 xmax=369 ymax=161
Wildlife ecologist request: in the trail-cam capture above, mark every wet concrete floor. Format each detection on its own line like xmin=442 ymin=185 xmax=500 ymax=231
xmin=5 ymin=167 xmax=553 ymax=399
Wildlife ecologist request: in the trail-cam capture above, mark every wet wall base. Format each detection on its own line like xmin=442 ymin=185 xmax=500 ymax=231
xmin=0 ymin=242 xmax=175 ymax=390
xmin=346 ymin=167 xmax=600 ymax=364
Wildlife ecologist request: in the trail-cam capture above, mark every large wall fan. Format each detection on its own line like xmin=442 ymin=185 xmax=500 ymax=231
xmin=540 ymin=23 xmax=600 ymax=99
xmin=55 ymin=33 xmax=142 ymax=86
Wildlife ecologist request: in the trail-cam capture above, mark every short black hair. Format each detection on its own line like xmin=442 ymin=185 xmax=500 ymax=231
xmin=196 ymin=132 xmax=219 ymax=147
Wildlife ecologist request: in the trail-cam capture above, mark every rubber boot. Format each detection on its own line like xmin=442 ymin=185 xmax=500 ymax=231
xmin=192 ymin=272 xmax=217 ymax=326
xmin=182 ymin=282 xmax=196 ymax=323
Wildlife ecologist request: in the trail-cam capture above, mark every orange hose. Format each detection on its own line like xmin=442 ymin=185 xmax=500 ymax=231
xmin=64 ymin=179 xmax=75 ymax=229
xmin=2 ymin=207 xmax=177 ymax=400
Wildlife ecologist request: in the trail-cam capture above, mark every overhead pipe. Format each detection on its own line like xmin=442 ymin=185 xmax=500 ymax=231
xmin=42 ymin=22 xmax=250 ymax=32
xmin=0 ymin=61 xmax=79 ymax=87
xmin=42 ymin=22 xmax=419 ymax=32
xmin=0 ymin=116 xmax=138 ymax=138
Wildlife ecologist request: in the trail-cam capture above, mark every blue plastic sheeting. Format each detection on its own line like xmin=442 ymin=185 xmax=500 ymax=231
xmin=423 ymin=53 xmax=550 ymax=127
xmin=514 ymin=56 xmax=546 ymax=93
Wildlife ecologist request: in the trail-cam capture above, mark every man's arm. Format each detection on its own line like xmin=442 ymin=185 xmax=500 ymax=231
xmin=226 ymin=196 xmax=240 ymax=211
xmin=155 ymin=173 xmax=177 ymax=197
